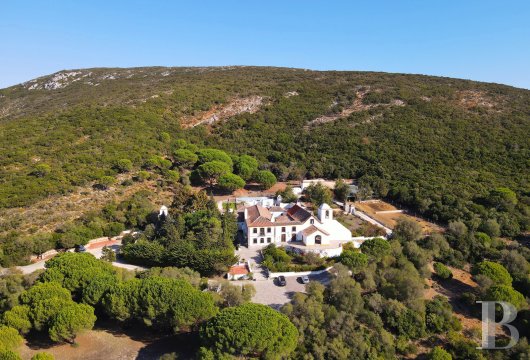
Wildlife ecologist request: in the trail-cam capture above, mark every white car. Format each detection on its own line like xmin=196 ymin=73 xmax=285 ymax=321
xmin=300 ymin=275 xmax=310 ymax=284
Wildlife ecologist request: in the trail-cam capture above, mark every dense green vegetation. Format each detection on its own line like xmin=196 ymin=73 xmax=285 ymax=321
xmin=121 ymin=185 xmax=238 ymax=275
xmin=261 ymin=244 xmax=331 ymax=272
xmin=0 ymin=66 xmax=529 ymax=358
xmin=0 ymin=67 xmax=529 ymax=266
xmin=280 ymin=217 xmax=530 ymax=359
xmin=200 ymin=303 xmax=298 ymax=359
xmin=0 ymin=252 xmax=264 ymax=359
xmin=0 ymin=67 xmax=527 ymax=234
xmin=0 ymin=133 xmax=273 ymax=266
xmin=0 ymin=190 xmax=155 ymax=266
xmin=0 ymin=217 xmax=528 ymax=359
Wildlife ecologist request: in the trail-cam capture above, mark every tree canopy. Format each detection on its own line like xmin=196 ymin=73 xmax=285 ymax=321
xmin=193 ymin=161 xmax=232 ymax=185
xmin=254 ymin=170 xmax=277 ymax=190
xmin=472 ymin=261 xmax=513 ymax=286
xmin=172 ymin=149 xmax=198 ymax=168
xmin=103 ymin=276 xmax=217 ymax=332
xmin=233 ymin=155 xmax=259 ymax=181
xmin=304 ymin=183 xmax=332 ymax=206
xmin=200 ymin=303 xmax=298 ymax=359
xmin=217 ymin=173 xmax=246 ymax=192
xmin=196 ymin=149 xmax=233 ymax=167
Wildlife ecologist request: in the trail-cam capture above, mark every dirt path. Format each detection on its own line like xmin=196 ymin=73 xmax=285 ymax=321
xmin=425 ymin=264 xmax=482 ymax=331
xmin=18 ymin=325 xmax=199 ymax=360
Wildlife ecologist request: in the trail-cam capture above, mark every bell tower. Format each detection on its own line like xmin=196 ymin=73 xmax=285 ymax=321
xmin=318 ymin=203 xmax=332 ymax=222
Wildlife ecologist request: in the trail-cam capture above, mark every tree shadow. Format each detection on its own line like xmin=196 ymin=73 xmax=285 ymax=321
xmin=91 ymin=320 xmax=201 ymax=359
xmin=285 ymin=290 xmax=297 ymax=299
xmin=268 ymin=303 xmax=285 ymax=311
xmin=431 ymin=276 xmax=480 ymax=319
xmin=135 ymin=332 xmax=201 ymax=360
xmin=24 ymin=331 xmax=59 ymax=350
xmin=243 ymin=184 xmax=266 ymax=193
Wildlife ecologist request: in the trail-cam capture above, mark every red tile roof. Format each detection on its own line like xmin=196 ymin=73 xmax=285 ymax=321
xmin=301 ymin=225 xmax=330 ymax=236
xmin=287 ymin=204 xmax=313 ymax=222
xmin=245 ymin=205 xmax=274 ymax=227
xmin=229 ymin=265 xmax=249 ymax=275
xmin=244 ymin=204 xmax=316 ymax=227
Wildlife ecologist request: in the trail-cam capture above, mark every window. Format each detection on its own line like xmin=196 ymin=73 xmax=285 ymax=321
xmin=267 ymin=238 xmax=271 ymax=243
xmin=310 ymin=219 xmax=315 ymax=225
xmin=260 ymin=238 xmax=265 ymax=244
xmin=253 ymin=228 xmax=257 ymax=234
xmin=325 ymin=210 xmax=330 ymax=218
xmin=282 ymin=227 xmax=286 ymax=232
xmin=315 ymin=235 xmax=322 ymax=244
xmin=292 ymin=226 xmax=296 ymax=232
xmin=259 ymin=228 xmax=265 ymax=235
xmin=267 ymin=227 xmax=271 ymax=233
xmin=253 ymin=238 xmax=257 ymax=244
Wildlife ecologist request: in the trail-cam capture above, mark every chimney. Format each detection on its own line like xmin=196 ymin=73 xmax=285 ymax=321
xmin=244 ymin=207 xmax=248 ymax=219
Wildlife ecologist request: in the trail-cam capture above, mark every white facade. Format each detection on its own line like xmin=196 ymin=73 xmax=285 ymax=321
xmin=239 ymin=203 xmax=352 ymax=249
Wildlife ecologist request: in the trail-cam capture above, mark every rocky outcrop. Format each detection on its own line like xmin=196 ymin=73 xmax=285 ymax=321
xmin=183 ymin=95 xmax=265 ymax=128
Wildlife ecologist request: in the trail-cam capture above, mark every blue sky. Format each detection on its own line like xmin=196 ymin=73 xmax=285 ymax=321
xmin=1 ymin=1 xmax=529 ymax=89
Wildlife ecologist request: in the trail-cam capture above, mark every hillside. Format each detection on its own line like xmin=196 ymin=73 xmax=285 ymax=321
xmin=0 ymin=66 xmax=529 ymax=262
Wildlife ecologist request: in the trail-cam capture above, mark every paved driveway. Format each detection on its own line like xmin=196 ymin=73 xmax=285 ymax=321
xmin=235 ymin=246 xmax=332 ymax=309
xmin=251 ymin=272 xmax=332 ymax=309
xmin=235 ymin=246 xmax=268 ymax=280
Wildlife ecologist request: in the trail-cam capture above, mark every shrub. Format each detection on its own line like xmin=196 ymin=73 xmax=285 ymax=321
xmin=340 ymin=250 xmax=368 ymax=273
xmin=96 ymin=176 xmax=115 ymax=190
xmin=485 ymin=285 xmax=526 ymax=310
xmin=163 ymin=169 xmax=180 ymax=183
xmin=101 ymin=246 xmax=116 ymax=262
xmin=31 ymin=353 xmax=55 ymax=360
xmin=0 ymin=350 xmax=22 ymax=360
xmin=426 ymin=296 xmax=461 ymax=333
xmin=103 ymin=222 xmax=125 ymax=237
xmin=360 ymin=238 xmax=390 ymax=259
xmin=0 ymin=326 xmax=23 ymax=351
xmin=433 ymin=262 xmax=453 ymax=280
xmin=472 ymin=261 xmax=512 ymax=286
xmin=48 ymin=303 xmax=97 ymax=343
xmin=114 ymin=159 xmax=133 ymax=173
xmin=32 ymin=164 xmax=51 ymax=177
xmin=1 ymin=305 xmax=32 ymax=334
xmin=136 ymin=170 xmax=151 ymax=182
xmin=428 ymin=346 xmax=452 ymax=360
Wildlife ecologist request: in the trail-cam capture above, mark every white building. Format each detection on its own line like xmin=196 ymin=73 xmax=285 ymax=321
xmin=238 ymin=203 xmax=352 ymax=250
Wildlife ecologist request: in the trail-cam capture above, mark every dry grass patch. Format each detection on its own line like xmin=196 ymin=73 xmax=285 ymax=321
xmin=354 ymin=200 xmax=442 ymax=234
xmin=0 ymin=176 xmax=173 ymax=238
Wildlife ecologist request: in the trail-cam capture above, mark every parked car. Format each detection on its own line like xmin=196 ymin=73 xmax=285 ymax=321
xmin=74 ymin=244 xmax=87 ymax=253
xmin=300 ymin=275 xmax=310 ymax=284
xmin=277 ymin=275 xmax=287 ymax=286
